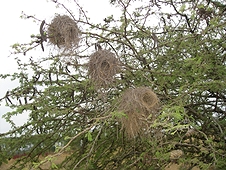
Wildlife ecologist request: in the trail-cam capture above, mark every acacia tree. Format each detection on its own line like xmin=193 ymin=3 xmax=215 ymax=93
xmin=0 ymin=0 xmax=226 ymax=169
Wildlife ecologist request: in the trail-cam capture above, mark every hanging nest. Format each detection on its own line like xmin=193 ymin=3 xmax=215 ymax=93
xmin=88 ymin=50 xmax=121 ymax=87
xmin=118 ymin=87 xmax=160 ymax=138
xmin=47 ymin=14 xmax=81 ymax=49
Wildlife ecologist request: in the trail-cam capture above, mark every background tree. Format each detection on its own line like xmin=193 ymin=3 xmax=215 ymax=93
xmin=0 ymin=0 xmax=225 ymax=169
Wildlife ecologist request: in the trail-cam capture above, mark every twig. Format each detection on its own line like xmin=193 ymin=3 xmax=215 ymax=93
xmin=73 ymin=124 xmax=103 ymax=169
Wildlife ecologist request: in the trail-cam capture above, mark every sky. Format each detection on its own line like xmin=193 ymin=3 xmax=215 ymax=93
xmin=0 ymin=0 xmax=120 ymax=133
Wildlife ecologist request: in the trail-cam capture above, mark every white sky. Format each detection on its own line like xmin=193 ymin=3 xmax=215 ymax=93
xmin=0 ymin=0 xmax=120 ymax=133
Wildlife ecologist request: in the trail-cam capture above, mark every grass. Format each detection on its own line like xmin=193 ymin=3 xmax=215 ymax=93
xmin=1 ymin=153 xmax=201 ymax=170
xmin=0 ymin=153 xmax=69 ymax=170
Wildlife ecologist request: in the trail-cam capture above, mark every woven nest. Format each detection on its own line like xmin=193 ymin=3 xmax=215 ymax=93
xmin=118 ymin=87 xmax=160 ymax=138
xmin=48 ymin=15 xmax=81 ymax=49
xmin=88 ymin=50 xmax=121 ymax=87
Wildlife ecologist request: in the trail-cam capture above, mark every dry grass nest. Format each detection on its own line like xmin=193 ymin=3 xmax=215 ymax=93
xmin=48 ymin=14 xmax=81 ymax=49
xmin=118 ymin=87 xmax=160 ymax=138
xmin=88 ymin=50 xmax=121 ymax=87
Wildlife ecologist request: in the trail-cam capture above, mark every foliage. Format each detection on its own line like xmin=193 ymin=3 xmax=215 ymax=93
xmin=0 ymin=0 xmax=226 ymax=169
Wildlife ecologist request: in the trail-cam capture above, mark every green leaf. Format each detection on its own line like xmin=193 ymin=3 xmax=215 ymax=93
xmin=86 ymin=131 xmax=93 ymax=142
xmin=179 ymin=4 xmax=186 ymax=12
xmin=111 ymin=111 xmax=127 ymax=118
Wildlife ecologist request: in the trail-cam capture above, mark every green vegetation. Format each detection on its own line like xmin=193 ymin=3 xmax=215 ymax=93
xmin=0 ymin=0 xmax=225 ymax=169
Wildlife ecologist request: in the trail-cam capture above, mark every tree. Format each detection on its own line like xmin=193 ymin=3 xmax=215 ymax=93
xmin=0 ymin=0 xmax=225 ymax=169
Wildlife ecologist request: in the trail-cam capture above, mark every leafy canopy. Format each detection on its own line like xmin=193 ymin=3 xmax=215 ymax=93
xmin=0 ymin=0 xmax=225 ymax=169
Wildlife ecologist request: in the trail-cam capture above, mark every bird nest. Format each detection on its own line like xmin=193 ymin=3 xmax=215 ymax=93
xmin=118 ymin=87 xmax=160 ymax=138
xmin=47 ymin=14 xmax=81 ymax=49
xmin=88 ymin=50 xmax=121 ymax=87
